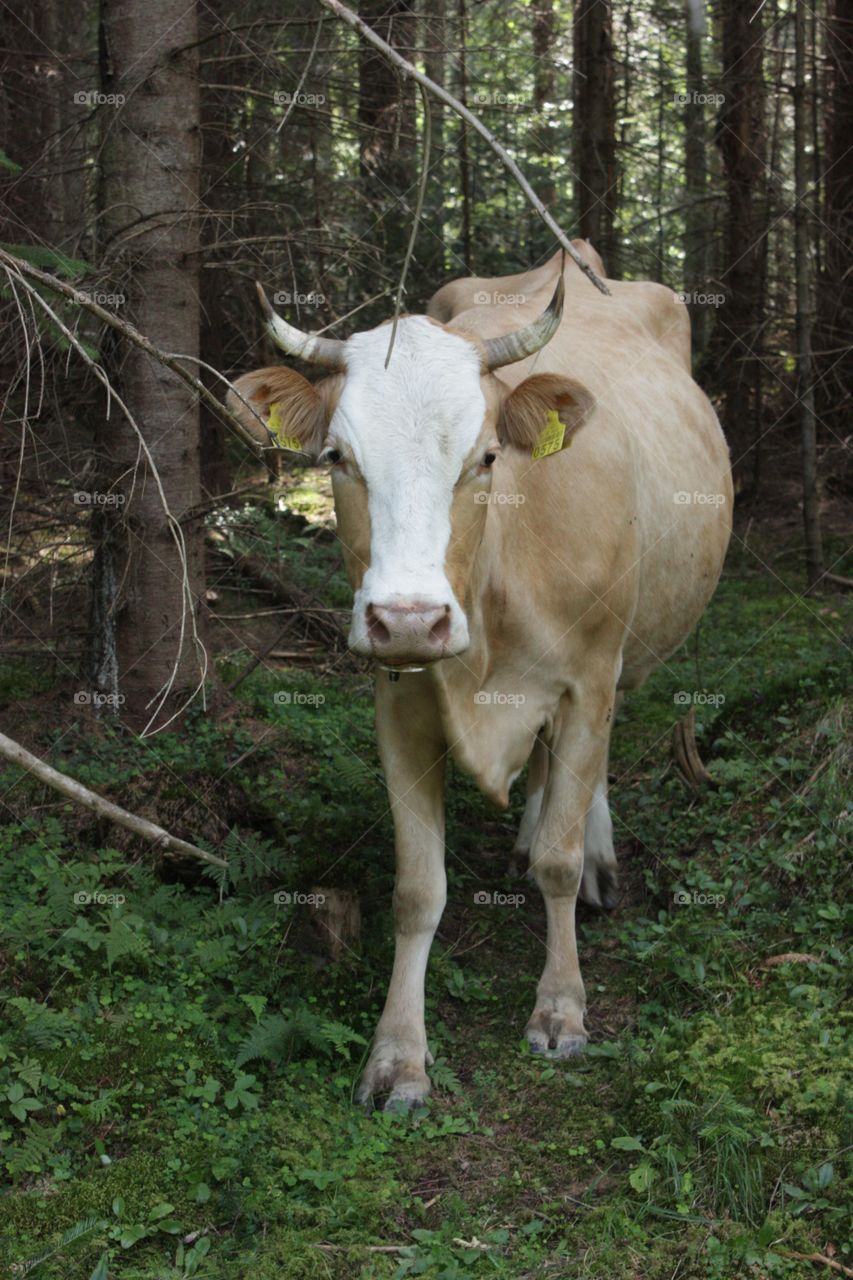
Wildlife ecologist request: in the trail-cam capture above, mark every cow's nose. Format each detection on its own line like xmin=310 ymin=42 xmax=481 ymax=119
xmin=366 ymin=602 xmax=452 ymax=662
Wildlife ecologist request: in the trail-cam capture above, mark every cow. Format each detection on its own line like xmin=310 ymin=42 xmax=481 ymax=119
xmin=228 ymin=242 xmax=732 ymax=1109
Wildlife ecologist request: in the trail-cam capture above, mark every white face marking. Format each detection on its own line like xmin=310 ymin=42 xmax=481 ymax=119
xmin=331 ymin=317 xmax=487 ymax=653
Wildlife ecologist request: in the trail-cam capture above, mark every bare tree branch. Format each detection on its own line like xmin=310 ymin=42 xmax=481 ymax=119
xmin=0 ymin=730 xmax=228 ymax=869
xmin=316 ymin=0 xmax=611 ymax=296
xmin=0 ymin=248 xmax=274 ymax=455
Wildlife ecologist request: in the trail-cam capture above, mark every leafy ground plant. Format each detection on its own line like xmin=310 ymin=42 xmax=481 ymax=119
xmin=0 ymin=530 xmax=850 ymax=1279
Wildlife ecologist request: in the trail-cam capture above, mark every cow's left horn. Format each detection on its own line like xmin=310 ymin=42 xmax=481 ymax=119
xmin=255 ymin=283 xmax=346 ymax=370
xmin=481 ymin=265 xmax=565 ymax=371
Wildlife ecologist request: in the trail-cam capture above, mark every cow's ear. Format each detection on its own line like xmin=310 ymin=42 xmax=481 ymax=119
xmin=226 ymin=366 xmax=337 ymax=454
xmin=498 ymin=373 xmax=595 ymax=457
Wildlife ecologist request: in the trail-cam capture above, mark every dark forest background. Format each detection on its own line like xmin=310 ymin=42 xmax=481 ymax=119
xmin=1 ymin=6 xmax=852 ymax=1277
xmin=0 ymin=0 xmax=850 ymax=728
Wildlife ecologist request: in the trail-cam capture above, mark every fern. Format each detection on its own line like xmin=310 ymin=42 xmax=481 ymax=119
xmin=16 ymin=1215 xmax=103 ymax=1275
xmin=5 ymin=1120 xmax=59 ymax=1176
xmin=203 ymin=829 xmax=292 ymax=893
xmin=235 ymin=1014 xmax=290 ymax=1067
xmin=235 ymin=1006 xmax=334 ymax=1068
xmin=331 ymin=753 xmax=379 ymax=790
xmin=428 ymin=1056 xmax=463 ymax=1095
xmin=320 ymin=1020 xmax=368 ymax=1061
xmin=104 ymin=917 xmax=150 ymax=970
xmin=13 ymin=1056 xmax=44 ymax=1093
xmin=6 ymin=997 xmax=77 ymax=1049
xmin=81 ymin=1090 xmax=120 ymax=1124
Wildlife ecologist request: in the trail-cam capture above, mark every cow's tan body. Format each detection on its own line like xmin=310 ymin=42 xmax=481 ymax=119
xmin=414 ymin=247 xmax=732 ymax=808
xmin=231 ymin=245 xmax=732 ymax=1108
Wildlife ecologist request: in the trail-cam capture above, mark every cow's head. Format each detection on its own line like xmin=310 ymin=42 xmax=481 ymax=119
xmin=228 ymin=276 xmax=593 ymax=667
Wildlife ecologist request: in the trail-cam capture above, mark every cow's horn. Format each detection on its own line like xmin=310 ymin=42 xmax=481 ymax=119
xmin=255 ymin=283 xmax=346 ymax=370
xmin=481 ymin=265 xmax=565 ymax=371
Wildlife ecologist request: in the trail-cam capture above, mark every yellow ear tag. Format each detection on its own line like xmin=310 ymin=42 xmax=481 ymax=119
xmin=531 ymin=409 xmax=566 ymax=460
xmin=266 ymin=402 xmax=303 ymax=452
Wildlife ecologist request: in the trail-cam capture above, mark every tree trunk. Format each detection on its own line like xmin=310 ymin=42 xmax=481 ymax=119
xmin=572 ymin=0 xmax=618 ymax=275
xmin=456 ymin=0 xmax=472 ymax=272
xmin=794 ymin=0 xmax=823 ymax=589
xmin=357 ymin=0 xmax=416 ymax=266
xmin=715 ymin=0 xmax=766 ymax=488
xmin=199 ymin=0 xmax=238 ymax=501
xmin=683 ymin=0 xmax=708 ymax=357
xmin=422 ymin=0 xmax=447 ymax=279
xmin=531 ymin=0 xmax=557 ymax=214
xmin=816 ymin=0 xmax=853 ymax=441
xmin=95 ymin=0 xmax=205 ymax=732
xmin=0 ymin=0 xmax=69 ymax=248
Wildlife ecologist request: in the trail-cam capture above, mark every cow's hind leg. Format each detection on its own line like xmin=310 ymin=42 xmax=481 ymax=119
xmin=580 ymin=770 xmax=619 ymax=910
xmin=525 ymin=673 xmax=616 ymax=1057
xmin=510 ymin=734 xmax=548 ymax=877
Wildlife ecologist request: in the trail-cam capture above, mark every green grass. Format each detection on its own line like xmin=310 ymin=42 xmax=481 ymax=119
xmin=0 ymin=531 xmax=850 ymax=1279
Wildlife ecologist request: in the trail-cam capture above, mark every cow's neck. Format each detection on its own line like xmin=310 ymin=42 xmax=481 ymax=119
xmin=423 ymin=493 xmax=552 ymax=808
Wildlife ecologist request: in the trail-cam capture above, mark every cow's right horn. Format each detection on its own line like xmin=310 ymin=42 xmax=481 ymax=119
xmin=481 ymin=262 xmax=565 ymax=371
xmin=256 ymin=283 xmax=346 ymax=370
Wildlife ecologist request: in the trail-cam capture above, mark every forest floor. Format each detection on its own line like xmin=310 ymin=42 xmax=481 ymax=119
xmin=0 ymin=470 xmax=850 ymax=1280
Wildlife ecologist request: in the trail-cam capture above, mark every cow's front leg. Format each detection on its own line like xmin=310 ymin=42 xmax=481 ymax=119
xmin=526 ymin=678 xmax=615 ymax=1057
xmin=357 ymin=676 xmax=446 ymax=1109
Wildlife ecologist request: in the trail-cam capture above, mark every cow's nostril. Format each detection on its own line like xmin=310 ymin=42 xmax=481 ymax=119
xmin=429 ymin=608 xmax=451 ymax=645
xmin=366 ymin=605 xmax=391 ymax=645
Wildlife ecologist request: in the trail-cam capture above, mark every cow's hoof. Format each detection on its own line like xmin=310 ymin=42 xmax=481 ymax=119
xmin=525 ymin=1013 xmax=587 ymax=1059
xmin=580 ymin=863 xmax=619 ymax=911
xmin=597 ymin=867 xmax=619 ymax=911
xmin=356 ymin=1042 xmax=431 ymax=1111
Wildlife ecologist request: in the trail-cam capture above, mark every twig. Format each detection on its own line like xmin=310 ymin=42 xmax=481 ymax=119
xmin=777 ymin=1250 xmax=853 ymax=1278
xmin=0 ymin=730 xmax=227 ymax=869
xmin=2 ymin=267 xmax=207 ymax=738
xmin=313 ymin=1244 xmax=408 ymax=1254
xmin=0 ymin=248 xmax=272 ymax=455
xmin=386 ymin=85 xmax=432 ymax=367
xmin=821 ymin=572 xmax=853 ymax=591
xmin=225 ymin=615 xmax=301 ymax=691
xmin=316 ymin=0 xmax=610 ymax=295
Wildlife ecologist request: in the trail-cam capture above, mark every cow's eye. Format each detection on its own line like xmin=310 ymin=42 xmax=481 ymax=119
xmin=482 ymin=451 xmax=497 ymax=467
xmin=320 ymin=447 xmax=342 ymax=466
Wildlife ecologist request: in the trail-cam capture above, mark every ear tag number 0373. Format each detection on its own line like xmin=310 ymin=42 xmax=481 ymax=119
xmin=532 ymin=409 xmax=567 ymax=460
xmin=267 ymin=402 xmax=302 ymax=452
